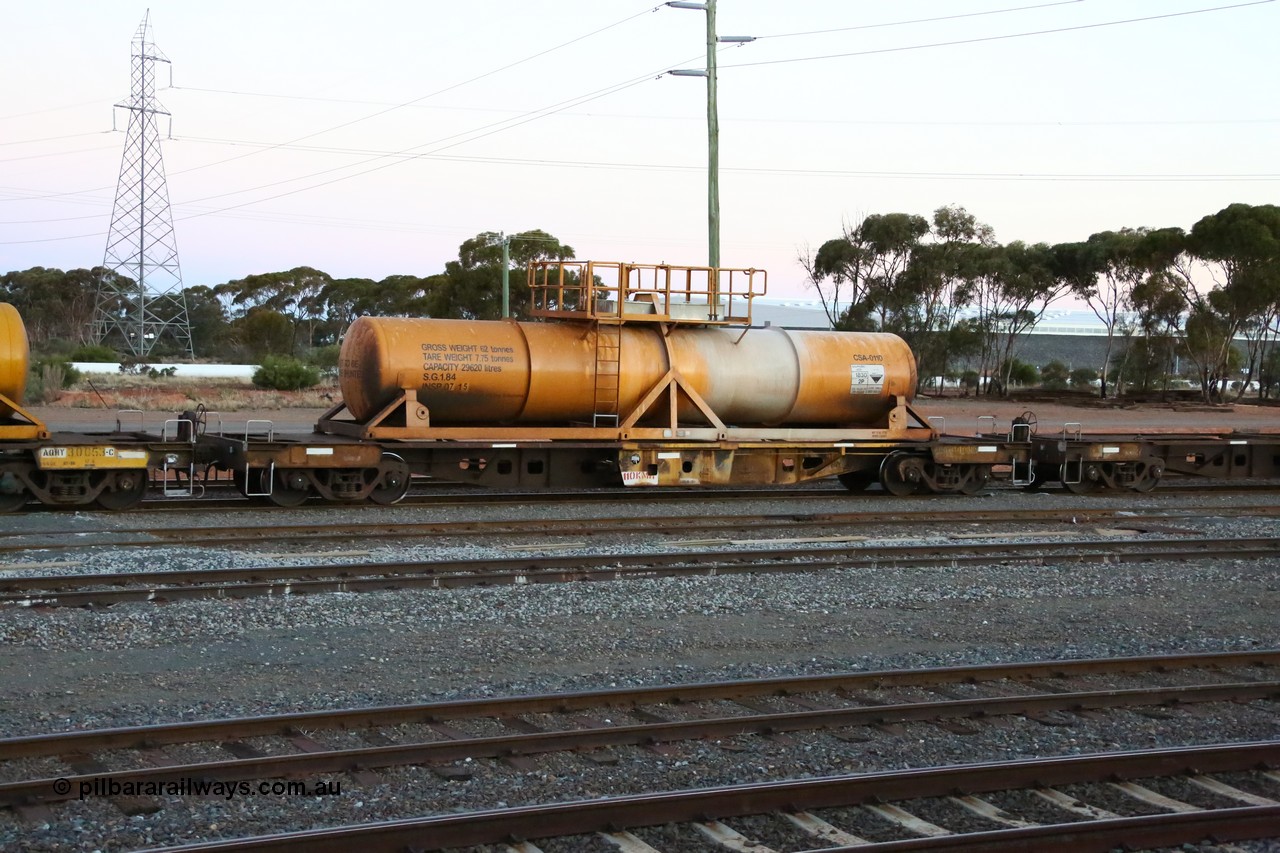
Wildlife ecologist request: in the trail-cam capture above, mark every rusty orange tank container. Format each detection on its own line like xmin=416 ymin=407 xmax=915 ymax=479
xmin=340 ymin=316 xmax=916 ymax=428
xmin=0 ymin=303 xmax=30 ymax=419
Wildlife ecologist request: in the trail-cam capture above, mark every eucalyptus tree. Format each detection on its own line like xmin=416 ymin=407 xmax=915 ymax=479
xmin=968 ymin=242 xmax=1071 ymax=396
xmin=1187 ymin=204 xmax=1280 ymax=400
xmin=857 ymin=212 xmax=931 ymax=333
xmin=426 ymin=229 xmax=575 ymax=320
xmin=1128 ymin=271 xmax=1188 ymax=393
xmin=181 ymin=285 xmax=233 ymax=359
xmin=319 ymin=274 xmax=437 ymax=336
xmin=799 ymin=234 xmax=872 ymax=329
xmin=1139 ymin=204 xmax=1280 ymax=400
xmin=214 ymin=267 xmax=334 ymax=350
xmin=803 ymin=209 xmax=1078 ymax=396
xmin=894 ymin=206 xmax=992 ymax=390
xmin=1058 ymin=229 xmax=1152 ymax=398
xmin=0 ymin=266 xmax=112 ymax=349
xmin=799 ymin=212 xmax=929 ymax=332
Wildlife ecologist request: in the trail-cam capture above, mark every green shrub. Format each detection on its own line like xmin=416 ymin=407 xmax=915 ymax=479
xmin=253 ymin=356 xmax=321 ymax=391
xmin=28 ymin=358 xmax=81 ymax=402
xmin=1040 ymin=360 xmax=1070 ymax=391
xmin=306 ymin=344 xmax=342 ymax=378
xmin=1002 ymin=359 xmax=1039 ymax=386
xmin=1069 ymin=367 xmax=1098 ymax=390
xmin=68 ymin=343 xmax=118 ymax=362
xmin=32 ymin=337 xmax=72 ymax=358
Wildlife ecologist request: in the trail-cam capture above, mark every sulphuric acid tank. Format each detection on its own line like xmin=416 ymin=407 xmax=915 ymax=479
xmin=340 ymin=316 xmax=916 ymax=428
xmin=0 ymin=303 xmax=30 ymax=419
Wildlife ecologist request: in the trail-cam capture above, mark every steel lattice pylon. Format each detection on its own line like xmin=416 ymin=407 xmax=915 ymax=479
xmin=93 ymin=12 xmax=193 ymax=358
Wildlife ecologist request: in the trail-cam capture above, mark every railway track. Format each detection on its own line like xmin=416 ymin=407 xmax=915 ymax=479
xmin=21 ymin=477 xmax=1280 ymax=516
xmin=145 ymin=744 xmax=1280 ymax=852
xmin=4 ymin=651 xmax=1276 ymax=849
xmin=38 ymin=483 xmax=828 ymax=514
xmin=1 ymin=503 xmax=1273 ymax=555
xmin=4 ymin=535 xmax=1279 ymax=608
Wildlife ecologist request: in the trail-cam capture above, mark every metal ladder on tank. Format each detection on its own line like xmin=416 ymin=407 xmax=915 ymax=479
xmin=592 ymin=321 xmax=621 ymax=428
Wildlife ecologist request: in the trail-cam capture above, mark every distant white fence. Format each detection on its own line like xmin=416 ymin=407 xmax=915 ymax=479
xmin=72 ymin=362 xmax=259 ymax=380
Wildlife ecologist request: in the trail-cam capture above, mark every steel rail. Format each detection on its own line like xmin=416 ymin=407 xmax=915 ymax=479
xmin=813 ymin=809 xmax=1280 ymax=851
xmin=3 ymin=503 xmax=1261 ymax=551
xmin=3 ymin=536 xmax=1279 ymax=607
xmin=3 ymin=650 xmax=1273 ymax=760
xmin=3 ymin=681 xmax=1277 ymax=808
xmin=24 ymin=477 xmax=1280 ymax=516
xmin=51 ymin=484 xmax=854 ymax=514
xmin=135 ymin=742 xmax=1280 ymax=852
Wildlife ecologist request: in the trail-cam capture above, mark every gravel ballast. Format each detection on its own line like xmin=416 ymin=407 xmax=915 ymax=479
xmin=0 ymin=482 xmax=1277 ymax=851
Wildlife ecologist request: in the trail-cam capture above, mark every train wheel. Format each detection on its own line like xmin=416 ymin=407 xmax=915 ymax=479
xmin=370 ymin=453 xmax=411 ymax=505
xmin=266 ymin=469 xmax=312 ymax=508
xmin=1062 ymin=462 xmax=1105 ymax=495
xmin=0 ymin=493 xmax=26 ymax=512
xmin=0 ymin=474 xmax=28 ymax=512
xmin=1129 ymin=456 xmax=1164 ymax=493
xmin=94 ymin=470 xmax=149 ymax=510
xmin=0 ymin=481 xmax=27 ymax=507
xmin=880 ymin=452 xmax=925 ymax=497
xmin=957 ymin=465 xmax=991 ymax=495
xmin=837 ymin=469 xmax=877 ymax=492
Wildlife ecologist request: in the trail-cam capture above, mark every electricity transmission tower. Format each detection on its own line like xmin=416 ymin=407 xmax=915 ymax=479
xmin=93 ymin=11 xmax=194 ymax=358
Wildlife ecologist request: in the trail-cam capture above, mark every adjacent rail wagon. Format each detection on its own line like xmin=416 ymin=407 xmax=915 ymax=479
xmin=1 ymin=262 xmax=1277 ymax=511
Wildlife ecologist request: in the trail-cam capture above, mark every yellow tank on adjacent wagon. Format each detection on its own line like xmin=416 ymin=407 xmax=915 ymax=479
xmin=0 ymin=302 xmax=31 ymax=419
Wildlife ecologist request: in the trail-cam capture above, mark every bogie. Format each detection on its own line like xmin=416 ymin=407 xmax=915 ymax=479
xmin=94 ymin=470 xmax=149 ymax=510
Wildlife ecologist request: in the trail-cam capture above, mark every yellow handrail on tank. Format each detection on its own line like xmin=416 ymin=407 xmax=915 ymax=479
xmin=528 ymin=261 xmax=766 ymax=325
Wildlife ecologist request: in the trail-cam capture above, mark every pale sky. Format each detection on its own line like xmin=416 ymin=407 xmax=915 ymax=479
xmin=2 ymin=0 xmax=1276 ymax=299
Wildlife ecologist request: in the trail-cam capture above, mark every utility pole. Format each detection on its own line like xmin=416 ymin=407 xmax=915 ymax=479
xmin=94 ymin=11 xmax=193 ymax=357
xmin=703 ymin=0 xmax=719 ymax=271
xmin=500 ymin=233 xmax=511 ymax=320
xmin=668 ymin=0 xmax=754 ymax=287
xmin=495 ymin=231 xmax=567 ymax=319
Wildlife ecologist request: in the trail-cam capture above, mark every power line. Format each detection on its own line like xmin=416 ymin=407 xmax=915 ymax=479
xmin=0 ymin=130 xmax=115 ymax=148
xmin=151 ymin=4 xmax=664 ymax=183
xmin=0 ymin=5 xmax=664 ymax=206
xmin=111 ymin=0 xmax=1280 ymax=215
xmin=757 ymin=0 xmax=1085 ymax=39
xmin=145 ymin=1 xmax=1087 ymax=110
xmin=0 ymin=64 xmax=680 ymax=241
xmin=0 ymin=55 xmax=690 ymax=238
xmin=4 ymin=152 xmax=1273 ymax=243
xmin=11 ymin=134 xmax=1276 ymax=232
xmin=0 ymin=144 xmax=118 ymax=164
xmin=165 ymin=65 xmax=679 ymax=214
xmin=0 ymin=97 xmax=115 ymax=122
xmin=5 ymin=2 xmax=1274 ymax=243
xmin=159 ymin=100 xmax=1280 ymax=128
xmin=720 ymin=1 xmax=1275 ymax=70
xmin=166 ymin=139 xmax=1280 ymax=182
